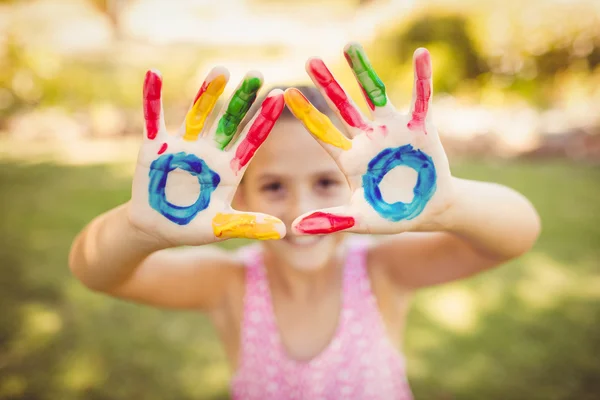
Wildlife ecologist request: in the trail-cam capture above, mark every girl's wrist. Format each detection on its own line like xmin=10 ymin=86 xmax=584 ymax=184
xmin=121 ymin=203 xmax=174 ymax=252
xmin=419 ymin=176 xmax=463 ymax=233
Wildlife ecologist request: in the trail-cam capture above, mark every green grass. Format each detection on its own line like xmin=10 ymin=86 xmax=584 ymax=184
xmin=0 ymin=158 xmax=598 ymax=399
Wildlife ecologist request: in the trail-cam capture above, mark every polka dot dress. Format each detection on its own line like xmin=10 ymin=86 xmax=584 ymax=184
xmin=231 ymin=239 xmax=413 ymax=399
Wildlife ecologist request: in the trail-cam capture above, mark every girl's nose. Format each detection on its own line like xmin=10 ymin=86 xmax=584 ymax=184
xmin=289 ymin=189 xmax=317 ymax=220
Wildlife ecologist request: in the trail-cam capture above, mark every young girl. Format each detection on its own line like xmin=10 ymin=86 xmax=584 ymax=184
xmin=69 ymin=43 xmax=540 ymax=399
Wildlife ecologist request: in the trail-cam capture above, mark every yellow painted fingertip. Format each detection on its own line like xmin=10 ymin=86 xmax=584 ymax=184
xmin=212 ymin=213 xmax=282 ymax=240
xmin=184 ymin=75 xmax=227 ymax=141
xmin=284 ymin=89 xmax=352 ymax=150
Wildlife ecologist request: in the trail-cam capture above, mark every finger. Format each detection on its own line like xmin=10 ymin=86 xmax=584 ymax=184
xmin=143 ymin=69 xmax=166 ymax=140
xmin=305 ymin=58 xmax=372 ymax=136
xmin=284 ymin=88 xmax=351 ymax=161
xmin=208 ymin=71 xmax=263 ymax=150
xmin=292 ymin=206 xmax=359 ymax=235
xmin=229 ymin=89 xmax=285 ymax=176
xmin=343 ymin=42 xmax=394 ymax=118
xmin=407 ymin=48 xmax=433 ymax=135
xmin=182 ymin=67 xmax=229 ymax=142
xmin=212 ymin=212 xmax=286 ymax=240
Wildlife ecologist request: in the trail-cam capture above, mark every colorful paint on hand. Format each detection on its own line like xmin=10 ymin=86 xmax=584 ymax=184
xmin=307 ymin=59 xmax=370 ymax=131
xmin=184 ymin=75 xmax=227 ymax=141
xmin=344 ymin=43 xmax=387 ymax=109
xmin=284 ymin=89 xmax=352 ymax=150
xmin=362 ymin=145 xmax=436 ymax=222
xmin=407 ymin=49 xmax=432 ymax=135
xmin=212 ymin=212 xmax=281 ymax=240
xmin=231 ymin=93 xmax=285 ymax=174
xmin=157 ymin=143 xmax=168 ymax=154
xmin=143 ymin=70 xmax=162 ymax=140
xmin=295 ymin=211 xmax=355 ymax=234
xmin=215 ymin=77 xmax=262 ymax=150
xmin=148 ymin=152 xmax=220 ymax=225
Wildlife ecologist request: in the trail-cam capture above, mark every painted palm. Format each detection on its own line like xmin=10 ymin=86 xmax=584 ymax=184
xmin=286 ymin=43 xmax=454 ymax=235
xmin=128 ymin=67 xmax=286 ymax=245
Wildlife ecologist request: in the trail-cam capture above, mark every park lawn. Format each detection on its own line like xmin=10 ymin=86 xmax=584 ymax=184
xmin=0 ymin=158 xmax=598 ymax=400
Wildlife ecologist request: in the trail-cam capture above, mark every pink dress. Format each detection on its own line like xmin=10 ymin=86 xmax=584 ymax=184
xmin=231 ymin=239 xmax=414 ymax=400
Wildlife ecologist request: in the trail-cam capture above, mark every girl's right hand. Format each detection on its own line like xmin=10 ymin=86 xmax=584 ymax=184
xmin=128 ymin=67 xmax=287 ymax=246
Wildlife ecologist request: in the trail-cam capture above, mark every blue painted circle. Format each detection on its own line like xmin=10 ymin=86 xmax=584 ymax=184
xmin=148 ymin=152 xmax=221 ymax=225
xmin=362 ymin=144 xmax=437 ymax=222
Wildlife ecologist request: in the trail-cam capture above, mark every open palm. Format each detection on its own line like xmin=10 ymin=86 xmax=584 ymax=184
xmin=128 ymin=67 xmax=286 ymax=245
xmin=285 ymin=43 xmax=455 ymax=235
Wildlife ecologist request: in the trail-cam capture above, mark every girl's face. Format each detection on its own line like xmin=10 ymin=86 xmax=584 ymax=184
xmin=235 ymin=118 xmax=351 ymax=270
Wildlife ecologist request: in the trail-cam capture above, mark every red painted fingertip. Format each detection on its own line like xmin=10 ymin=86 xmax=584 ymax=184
xmin=230 ymin=92 xmax=285 ymax=174
xmin=307 ymin=59 xmax=369 ymax=130
xmin=261 ymin=92 xmax=286 ymax=119
xmin=143 ymin=70 xmax=162 ymax=140
xmin=295 ymin=212 xmax=355 ymax=234
xmin=307 ymin=58 xmax=333 ymax=87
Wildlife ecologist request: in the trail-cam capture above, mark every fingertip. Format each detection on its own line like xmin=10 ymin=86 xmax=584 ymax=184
xmin=144 ymin=69 xmax=163 ymax=91
xmin=274 ymin=219 xmax=287 ymax=239
xmin=284 ymin=87 xmax=303 ymax=98
xmin=244 ymin=69 xmax=264 ymax=84
xmin=143 ymin=69 xmax=164 ymax=140
xmin=293 ymin=211 xmax=356 ymax=235
xmin=343 ymin=41 xmax=363 ymax=54
xmin=266 ymin=88 xmax=284 ymax=98
xmin=147 ymin=68 xmax=162 ymax=78
xmin=414 ymin=47 xmax=431 ymax=61
xmin=413 ymin=48 xmax=432 ymax=79
xmin=290 ymin=218 xmax=307 ymax=236
xmin=305 ymin=57 xmax=324 ymax=73
xmin=260 ymin=90 xmax=285 ymax=118
xmin=283 ymin=88 xmax=309 ymax=113
xmin=284 ymin=87 xmax=300 ymax=96
xmin=252 ymin=214 xmax=286 ymax=240
xmin=208 ymin=65 xmax=230 ymax=81
xmin=212 ymin=213 xmax=286 ymax=241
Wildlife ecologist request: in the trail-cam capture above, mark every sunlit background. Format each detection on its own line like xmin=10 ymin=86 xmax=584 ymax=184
xmin=0 ymin=0 xmax=599 ymax=399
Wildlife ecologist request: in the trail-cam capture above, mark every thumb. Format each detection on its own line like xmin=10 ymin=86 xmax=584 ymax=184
xmin=212 ymin=211 xmax=286 ymax=240
xmin=292 ymin=206 xmax=360 ymax=235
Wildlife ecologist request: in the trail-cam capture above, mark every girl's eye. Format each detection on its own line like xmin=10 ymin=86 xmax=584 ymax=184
xmin=319 ymin=179 xmax=336 ymax=187
xmin=317 ymin=178 xmax=340 ymax=190
xmin=261 ymin=182 xmax=282 ymax=192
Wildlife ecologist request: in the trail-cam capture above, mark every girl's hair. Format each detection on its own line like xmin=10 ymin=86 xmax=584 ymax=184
xmin=236 ymin=85 xmax=334 ymax=188
xmin=259 ymin=85 xmax=334 ymax=119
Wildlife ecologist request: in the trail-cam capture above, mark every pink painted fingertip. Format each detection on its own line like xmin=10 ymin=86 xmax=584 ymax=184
xmin=414 ymin=48 xmax=432 ymax=80
xmin=143 ymin=69 xmax=163 ymax=140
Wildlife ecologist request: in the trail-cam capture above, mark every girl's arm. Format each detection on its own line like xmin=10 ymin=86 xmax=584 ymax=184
xmin=69 ymin=67 xmax=287 ymax=311
xmin=371 ymin=178 xmax=540 ymax=290
xmin=69 ymin=204 xmax=240 ymax=311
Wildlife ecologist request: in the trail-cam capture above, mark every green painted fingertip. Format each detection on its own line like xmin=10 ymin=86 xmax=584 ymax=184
xmin=345 ymin=44 xmax=387 ymax=108
xmin=214 ymin=76 xmax=262 ymax=150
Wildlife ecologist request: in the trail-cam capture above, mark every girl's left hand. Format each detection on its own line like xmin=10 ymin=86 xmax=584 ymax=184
xmin=285 ymin=43 xmax=455 ymax=235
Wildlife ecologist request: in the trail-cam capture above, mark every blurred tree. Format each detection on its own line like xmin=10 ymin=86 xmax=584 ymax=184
xmin=381 ymin=13 xmax=489 ymax=94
